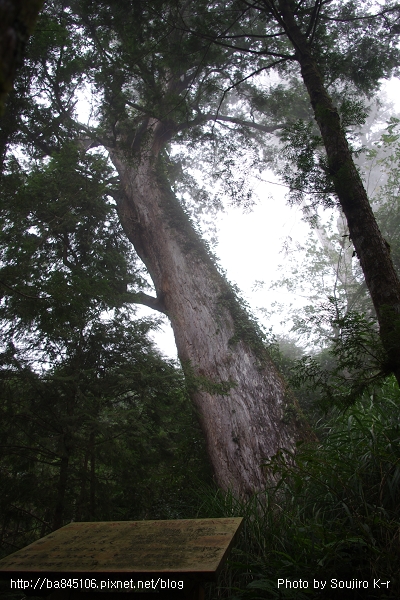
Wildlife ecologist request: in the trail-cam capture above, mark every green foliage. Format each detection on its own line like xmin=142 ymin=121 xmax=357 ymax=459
xmin=193 ymin=377 xmax=400 ymax=599
xmin=339 ymin=98 xmax=368 ymax=130
xmin=0 ymin=143 xmax=145 ymax=353
xmin=277 ymin=97 xmax=373 ymax=216
xmin=0 ymin=136 xmax=211 ymax=553
xmin=279 ymin=120 xmax=337 ymax=215
xmin=0 ymin=140 xmax=211 ymax=564
xmin=182 ymin=360 xmax=236 ymax=396
xmin=2 ymin=4 xmax=400 ymax=600
xmin=271 ymin=116 xmax=400 ymax=412
xmin=0 ymin=0 xmax=44 ymax=113
xmin=2 ymin=7 xmax=90 ymax=160
xmin=317 ymin=3 xmax=400 ymax=96
xmin=0 ymin=316 xmax=210 ymax=554
xmin=288 ymin=298 xmax=385 ymax=411
xmin=0 ymin=137 xmax=212 ymax=558
xmin=369 ymin=117 xmax=400 ymax=275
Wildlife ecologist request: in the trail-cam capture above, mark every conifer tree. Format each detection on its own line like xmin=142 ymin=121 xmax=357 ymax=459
xmin=0 ymin=0 xmax=308 ymax=496
xmin=192 ymin=0 xmax=400 ymax=384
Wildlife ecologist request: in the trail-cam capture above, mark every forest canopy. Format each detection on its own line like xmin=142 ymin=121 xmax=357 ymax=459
xmin=1 ymin=1 xmax=400 ymax=598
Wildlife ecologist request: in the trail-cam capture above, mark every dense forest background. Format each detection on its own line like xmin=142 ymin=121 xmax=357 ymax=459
xmin=1 ymin=1 xmax=400 ymax=598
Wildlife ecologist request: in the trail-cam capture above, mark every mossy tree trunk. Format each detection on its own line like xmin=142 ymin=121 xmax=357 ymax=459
xmin=276 ymin=0 xmax=400 ymax=384
xmin=106 ymin=119 xmax=306 ymax=497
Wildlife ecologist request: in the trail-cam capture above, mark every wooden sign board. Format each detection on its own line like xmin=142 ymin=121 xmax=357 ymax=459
xmin=0 ymin=518 xmax=243 ymax=581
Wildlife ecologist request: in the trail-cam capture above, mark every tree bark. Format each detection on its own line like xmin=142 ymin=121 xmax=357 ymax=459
xmin=277 ymin=0 xmax=400 ymax=384
xmin=52 ymin=415 xmax=74 ymax=529
xmin=75 ymin=440 xmax=90 ymax=522
xmin=89 ymin=431 xmax=96 ymax=519
xmin=106 ymin=119 xmax=308 ymax=497
xmin=52 ymin=450 xmax=69 ymax=531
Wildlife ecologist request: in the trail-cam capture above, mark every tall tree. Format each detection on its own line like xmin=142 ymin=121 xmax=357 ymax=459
xmin=275 ymin=0 xmax=400 ymax=385
xmin=275 ymin=117 xmax=400 ymax=407
xmin=1 ymin=0 xmax=307 ymax=496
xmin=80 ymin=0 xmax=307 ymax=495
xmin=0 ymin=317 xmax=208 ymax=542
xmin=194 ymin=0 xmax=400 ymax=384
xmin=0 ymin=142 xmax=208 ymax=539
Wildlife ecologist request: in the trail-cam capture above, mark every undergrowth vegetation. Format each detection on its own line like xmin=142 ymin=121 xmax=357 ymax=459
xmin=193 ymin=376 xmax=400 ymax=599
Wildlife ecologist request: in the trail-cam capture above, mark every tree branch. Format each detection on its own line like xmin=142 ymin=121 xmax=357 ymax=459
xmin=212 ymin=57 xmax=291 ymax=129
xmin=9 ymin=505 xmax=50 ymax=528
xmin=321 ymin=5 xmax=400 ymax=23
xmin=213 ymin=114 xmax=283 ymax=132
xmin=0 ymin=279 xmax=48 ymax=300
xmin=133 ymin=292 xmax=167 ymax=314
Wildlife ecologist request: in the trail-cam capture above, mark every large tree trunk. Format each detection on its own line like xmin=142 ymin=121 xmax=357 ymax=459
xmin=277 ymin=0 xmax=400 ymax=384
xmin=107 ymin=119 xmax=307 ymax=497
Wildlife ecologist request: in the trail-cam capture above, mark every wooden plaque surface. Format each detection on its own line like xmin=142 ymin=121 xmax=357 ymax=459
xmin=0 ymin=518 xmax=243 ymax=579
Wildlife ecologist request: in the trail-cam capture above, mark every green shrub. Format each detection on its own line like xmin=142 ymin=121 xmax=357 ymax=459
xmin=195 ymin=377 xmax=400 ymax=599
